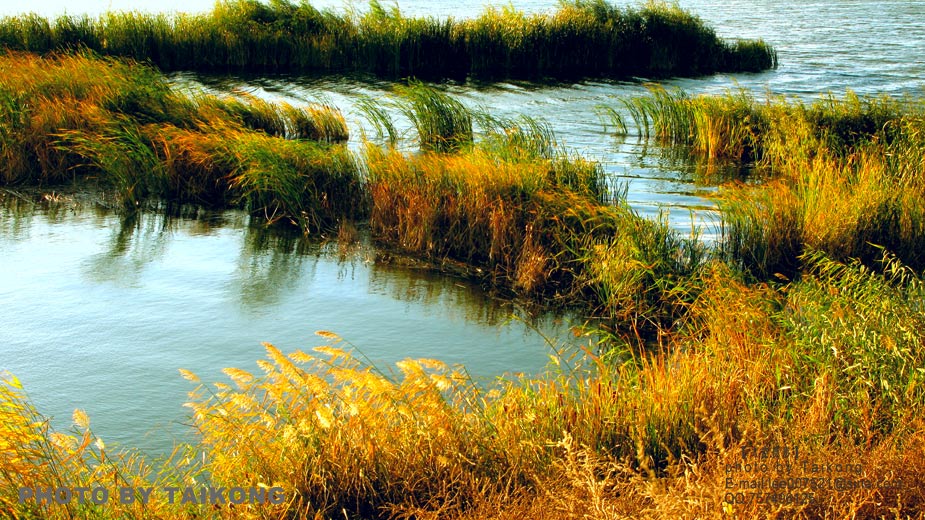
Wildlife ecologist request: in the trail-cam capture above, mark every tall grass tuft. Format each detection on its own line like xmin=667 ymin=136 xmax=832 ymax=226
xmin=393 ymin=82 xmax=473 ymax=153
xmin=617 ymin=87 xmax=908 ymax=163
xmin=0 ymin=0 xmax=777 ymax=81
xmin=622 ymin=85 xmax=767 ymax=161
xmin=200 ymin=93 xmax=350 ymax=142
xmin=719 ymin=96 xmax=925 ymax=277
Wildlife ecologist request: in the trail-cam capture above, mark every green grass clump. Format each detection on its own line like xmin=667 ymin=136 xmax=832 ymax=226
xmin=622 ymin=85 xmax=767 ymax=161
xmin=720 ymin=99 xmax=925 ymax=278
xmin=0 ymin=0 xmax=776 ymax=81
xmin=393 ymin=82 xmax=473 ymax=153
xmin=199 ymin=94 xmax=349 ymax=142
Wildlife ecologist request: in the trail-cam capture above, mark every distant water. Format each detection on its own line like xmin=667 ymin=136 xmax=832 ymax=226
xmin=9 ymin=0 xmax=924 ymax=98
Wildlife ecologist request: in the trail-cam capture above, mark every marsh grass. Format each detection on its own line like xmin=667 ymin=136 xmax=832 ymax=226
xmin=0 ymin=51 xmax=360 ymax=230
xmin=721 ymin=102 xmax=925 ymax=277
xmin=199 ymin=93 xmax=349 ymax=142
xmin=612 ymin=87 xmax=925 ymax=277
xmin=1 ymin=53 xmax=702 ymax=334
xmin=393 ymin=82 xmax=473 ymax=153
xmin=0 ymin=0 xmax=776 ymax=81
xmin=4 ymin=50 xmax=925 ymax=519
xmin=359 ymin=84 xmax=703 ymax=336
xmin=619 ymin=87 xmax=909 ymax=163
xmin=622 ymin=85 xmax=767 ymax=161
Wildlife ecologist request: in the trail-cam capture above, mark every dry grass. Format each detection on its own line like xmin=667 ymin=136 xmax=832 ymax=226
xmin=0 ymin=373 xmax=203 ymax=519
xmin=5 ymin=251 xmax=925 ymax=519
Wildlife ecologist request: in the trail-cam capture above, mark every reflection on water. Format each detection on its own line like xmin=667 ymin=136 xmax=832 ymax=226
xmin=85 ymin=212 xmax=172 ymax=288
xmin=235 ymin=224 xmax=324 ymax=309
xmin=0 ymin=192 xmax=580 ymax=455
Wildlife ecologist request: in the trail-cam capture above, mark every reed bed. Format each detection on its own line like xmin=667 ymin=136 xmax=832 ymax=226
xmin=4 ymin=250 xmax=925 ymax=518
xmin=0 ymin=0 xmax=776 ymax=81
xmin=3 ymin=50 xmax=925 ymax=519
xmin=618 ymin=87 xmax=910 ymax=163
xmin=721 ymin=97 xmax=925 ymax=278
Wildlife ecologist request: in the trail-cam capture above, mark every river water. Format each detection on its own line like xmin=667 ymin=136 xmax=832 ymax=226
xmin=2 ymin=0 xmax=924 ymax=456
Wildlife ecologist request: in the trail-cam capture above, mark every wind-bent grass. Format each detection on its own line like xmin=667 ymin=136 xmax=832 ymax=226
xmin=0 ymin=0 xmax=776 ymax=81
xmin=0 ymin=373 xmax=203 ymax=519
xmin=4 ymin=251 xmax=925 ymax=518
xmin=200 ymin=94 xmax=350 ymax=142
xmin=393 ymin=82 xmax=473 ymax=153
xmin=0 ymin=51 xmax=359 ymax=231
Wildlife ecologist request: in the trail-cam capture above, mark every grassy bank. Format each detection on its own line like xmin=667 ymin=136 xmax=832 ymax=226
xmin=0 ymin=0 xmax=776 ymax=81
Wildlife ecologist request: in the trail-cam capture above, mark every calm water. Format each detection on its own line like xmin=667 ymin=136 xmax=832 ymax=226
xmin=2 ymin=0 xmax=925 ymax=455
